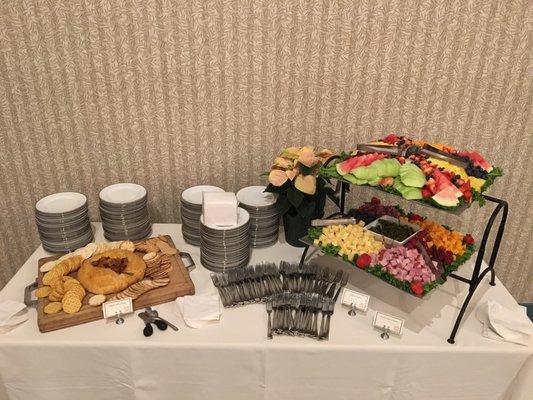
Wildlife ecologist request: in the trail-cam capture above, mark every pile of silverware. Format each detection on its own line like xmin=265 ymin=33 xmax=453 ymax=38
xmin=266 ymin=293 xmax=335 ymax=340
xmin=210 ymin=262 xmax=282 ymax=307
xmin=279 ymin=261 xmax=349 ymax=299
xmin=211 ymin=261 xmax=349 ymax=308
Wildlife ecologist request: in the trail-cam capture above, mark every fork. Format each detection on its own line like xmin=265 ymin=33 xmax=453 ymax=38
xmin=326 ymin=270 xmax=343 ymax=298
xmin=333 ymin=272 xmax=349 ymax=302
xmin=266 ymin=299 xmax=273 ymax=339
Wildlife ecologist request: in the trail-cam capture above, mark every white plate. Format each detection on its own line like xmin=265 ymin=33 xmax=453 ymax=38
xmin=181 ymin=185 xmax=224 ymax=205
xmin=236 ymin=186 xmax=277 ymax=208
xmin=35 ymin=192 xmax=87 ymax=214
xmin=99 ymin=183 xmax=147 ymax=205
xmin=200 ymin=207 xmax=250 ymax=230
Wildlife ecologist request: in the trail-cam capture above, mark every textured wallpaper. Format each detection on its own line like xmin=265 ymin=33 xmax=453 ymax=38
xmin=0 ymin=0 xmax=531 ymax=301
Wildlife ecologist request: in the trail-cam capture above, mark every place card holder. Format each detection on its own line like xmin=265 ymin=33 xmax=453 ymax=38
xmin=103 ymin=298 xmax=133 ymax=325
xmin=373 ymin=311 xmax=404 ymax=339
xmin=340 ymin=288 xmax=369 ymax=317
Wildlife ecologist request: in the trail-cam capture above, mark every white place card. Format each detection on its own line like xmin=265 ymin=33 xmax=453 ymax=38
xmin=341 ymin=288 xmax=369 ymax=312
xmin=102 ymin=298 xmax=133 ymax=319
xmin=373 ymin=311 xmax=404 ymax=336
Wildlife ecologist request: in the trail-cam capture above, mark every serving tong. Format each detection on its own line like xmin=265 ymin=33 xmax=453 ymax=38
xmin=267 ymin=292 xmax=336 ymax=340
xmin=356 ymin=142 xmax=468 ymax=168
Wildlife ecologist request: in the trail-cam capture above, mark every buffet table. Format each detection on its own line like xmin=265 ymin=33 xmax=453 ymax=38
xmin=0 ymin=223 xmax=531 ymax=400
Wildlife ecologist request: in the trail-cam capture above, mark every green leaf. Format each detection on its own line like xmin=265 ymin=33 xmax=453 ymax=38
xmin=287 ymin=186 xmax=304 ymax=209
xmin=264 ymin=183 xmax=281 ymax=194
xmin=307 ymin=226 xmax=323 ymax=240
xmin=299 ymin=163 xmax=316 ymax=176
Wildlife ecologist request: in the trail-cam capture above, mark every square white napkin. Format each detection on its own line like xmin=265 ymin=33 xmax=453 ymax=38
xmin=476 ymin=300 xmax=532 ymax=346
xmin=176 ymin=293 xmax=222 ymax=329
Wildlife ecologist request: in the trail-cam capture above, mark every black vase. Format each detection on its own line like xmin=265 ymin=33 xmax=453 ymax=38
xmin=283 ymin=191 xmax=326 ymax=247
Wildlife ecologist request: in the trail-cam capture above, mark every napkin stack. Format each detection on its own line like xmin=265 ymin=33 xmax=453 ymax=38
xmin=0 ymin=300 xmax=29 ymax=334
xmin=176 ymin=293 xmax=222 ymax=328
xmin=476 ymin=300 xmax=533 ymax=346
xmin=202 ymin=192 xmax=238 ymax=226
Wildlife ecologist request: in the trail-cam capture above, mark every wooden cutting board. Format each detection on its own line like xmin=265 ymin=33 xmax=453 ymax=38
xmin=35 ymin=235 xmax=195 ymax=333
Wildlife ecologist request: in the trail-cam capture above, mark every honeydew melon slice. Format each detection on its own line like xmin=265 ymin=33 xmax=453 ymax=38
xmin=401 ymin=187 xmax=423 ymax=200
xmin=343 ymin=174 xmax=367 ymax=185
xmin=399 ymin=163 xmax=426 ymax=188
xmin=368 ymin=177 xmax=381 ymax=186
xmin=384 ymin=159 xmax=402 ymax=177
xmin=371 ymin=159 xmax=387 ymax=177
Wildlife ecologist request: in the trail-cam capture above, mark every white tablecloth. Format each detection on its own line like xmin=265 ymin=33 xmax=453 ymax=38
xmin=0 ymin=223 xmax=531 ymax=400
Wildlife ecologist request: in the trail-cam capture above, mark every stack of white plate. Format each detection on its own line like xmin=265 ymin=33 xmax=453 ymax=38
xmin=236 ymin=186 xmax=279 ymax=247
xmin=35 ymin=192 xmax=93 ymax=253
xmin=199 ymin=207 xmax=251 ymax=272
xmin=99 ymin=183 xmax=151 ymax=241
xmin=180 ymin=185 xmax=224 ymax=246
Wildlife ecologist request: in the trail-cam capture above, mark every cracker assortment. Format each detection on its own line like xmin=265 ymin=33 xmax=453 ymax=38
xmin=109 ymin=277 xmax=170 ymax=301
xmin=38 ymin=236 xmax=173 ymax=316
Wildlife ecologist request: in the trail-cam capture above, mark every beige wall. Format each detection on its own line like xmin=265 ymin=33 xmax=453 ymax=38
xmin=0 ymin=0 xmax=531 ymax=301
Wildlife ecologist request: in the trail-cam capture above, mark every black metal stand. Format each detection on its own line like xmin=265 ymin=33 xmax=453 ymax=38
xmin=298 ymin=177 xmax=508 ymax=344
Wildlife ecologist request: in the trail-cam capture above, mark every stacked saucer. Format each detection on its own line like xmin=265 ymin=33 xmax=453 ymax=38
xmin=180 ymin=185 xmax=224 ymax=246
xmin=35 ymin=192 xmax=93 ymax=253
xmin=99 ymin=183 xmax=151 ymax=241
xmin=236 ymin=186 xmax=279 ymax=247
xmin=199 ymin=207 xmax=251 ymax=272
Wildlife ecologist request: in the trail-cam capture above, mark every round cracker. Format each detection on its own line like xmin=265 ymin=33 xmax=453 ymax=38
xmin=88 ymin=294 xmax=106 ymax=306
xmin=44 ymin=301 xmax=63 ymax=314
xmin=35 ymin=286 xmax=51 ymax=298
xmin=143 ymin=252 xmax=157 ymax=261
xmin=62 ymin=295 xmax=82 ymax=314
xmin=40 ymin=260 xmax=57 ymax=273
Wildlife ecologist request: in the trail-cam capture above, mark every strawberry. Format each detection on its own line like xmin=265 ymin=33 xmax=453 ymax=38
xmin=409 ymin=213 xmax=423 ymax=222
xmin=421 ymin=188 xmax=432 ymax=198
xmin=410 ymin=282 xmax=424 ymax=296
xmin=463 ymin=234 xmax=474 ymax=245
xmin=356 ymin=253 xmax=372 ymax=269
xmin=383 ymin=134 xmax=399 ymax=144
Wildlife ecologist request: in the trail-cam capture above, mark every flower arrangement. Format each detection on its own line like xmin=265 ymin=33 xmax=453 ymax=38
xmin=265 ymin=146 xmax=334 ymax=246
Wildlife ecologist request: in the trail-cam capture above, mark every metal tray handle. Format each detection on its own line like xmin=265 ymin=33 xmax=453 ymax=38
xmin=24 ymin=280 xmax=39 ymax=308
xmin=179 ymin=252 xmax=195 ymax=272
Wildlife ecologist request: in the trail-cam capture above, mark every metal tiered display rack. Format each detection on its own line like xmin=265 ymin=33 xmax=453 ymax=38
xmin=298 ymin=156 xmax=508 ymax=344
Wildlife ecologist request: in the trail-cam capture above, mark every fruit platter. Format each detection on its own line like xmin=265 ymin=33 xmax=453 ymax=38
xmin=319 ymin=134 xmax=503 ymax=211
xmin=305 ymin=198 xmax=476 ymax=297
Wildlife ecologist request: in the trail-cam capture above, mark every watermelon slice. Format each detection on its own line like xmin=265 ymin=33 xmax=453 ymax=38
xmin=432 ymin=185 xmax=460 ymax=207
xmin=432 ymin=169 xmax=463 ymax=198
xmin=336 ymin=153 xmax=386 ymax=175
xmin=458 ymin=151 xmax=492 ymax=172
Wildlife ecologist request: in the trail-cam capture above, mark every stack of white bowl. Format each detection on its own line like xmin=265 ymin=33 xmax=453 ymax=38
xmin=180 ymin=185 xmax=224 ymax=246
xmin=99 ymin=183 xmax=151 ymax=241
xmin=236 ymin=186 xmax=279 ymax=247
xmin=199 ymin=207 xmax=251 ymax=272
xmin=35 ymin=192 xmax=93 ymax=253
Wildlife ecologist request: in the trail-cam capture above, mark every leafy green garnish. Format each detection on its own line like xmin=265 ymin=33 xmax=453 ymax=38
xmin=481 ymin=167 xmax=503 ymax=192
xmin=444 ymin=244 xmax=476 ymax=275
xmin=307 ymin=226 xmax=323 ymax=240
xmin=322 ymin=244 xmax=341 ymax=256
